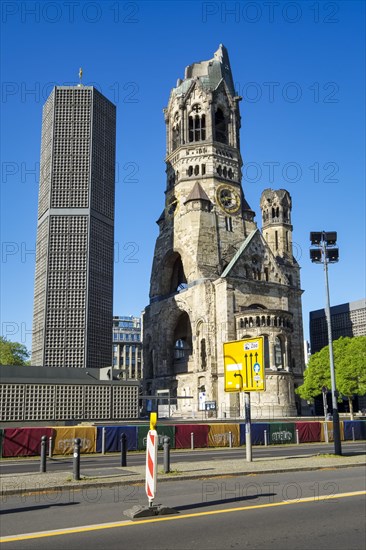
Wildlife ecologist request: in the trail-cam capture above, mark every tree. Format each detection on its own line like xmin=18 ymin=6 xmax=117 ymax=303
xmin=296 ymin=336 xmax=366 ymax=419
xmin=0 ymin=337 xmax=30 ymax=366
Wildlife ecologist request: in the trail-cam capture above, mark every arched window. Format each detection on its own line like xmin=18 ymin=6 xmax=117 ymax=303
xmin=172 ymin=123 xmax=180 ymax=151
xmin=173 ymin=312 xmax=192 ymax=373
xmin=159 ymin=252 xmax=187 ymax=297
xmin=188 ymin=107 xmax=206 ymax=142
xmin=274 ymin=337 xmax=283 ymax=369
xmin=174 ymin=339 xmax=185 ymax=359
xmin=263 ymin=335 xmax=270 ymax=368
xmin=187 ymin=166 xmax=193 ymax=177
xmin=194 ymin=165 xmax=199 ymax=176
xmin=215 ymin=108 xmax=228 ymax=144
xmin=200 ymin=338 xmax=207 ymax=370
xmin=170 ymin=256 xmax=187 ymax=293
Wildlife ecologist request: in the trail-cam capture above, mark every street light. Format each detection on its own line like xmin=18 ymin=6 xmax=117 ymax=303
xmin=310 ymin=231 xmax=342 ymax=455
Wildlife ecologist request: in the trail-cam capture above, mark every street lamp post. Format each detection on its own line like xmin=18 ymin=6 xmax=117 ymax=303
xmin=310 ymin=231 xmax=342 ymax=456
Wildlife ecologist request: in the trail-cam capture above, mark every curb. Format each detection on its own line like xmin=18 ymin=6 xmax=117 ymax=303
xmin=1 ymin=461 xmax=364 ymax=498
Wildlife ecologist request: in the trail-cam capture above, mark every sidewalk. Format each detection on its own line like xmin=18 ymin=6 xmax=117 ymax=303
xmin=1 ymin=452 xmax=365 ymax=497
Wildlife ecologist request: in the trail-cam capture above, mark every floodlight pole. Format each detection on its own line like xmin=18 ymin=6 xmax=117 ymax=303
xmin=322 ymin=238 xmax=342 ymax=455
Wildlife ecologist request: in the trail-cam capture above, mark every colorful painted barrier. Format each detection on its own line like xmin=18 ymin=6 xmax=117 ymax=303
xmin=295 ymin=421 xmax=321 ymax=443
xmin=3 ymin=427 xmax=54 ymax=457
xmin=208 ymin=423 xmax=240 ymax=447
xmin=175 ymin=424 xmax=209 ymax=449
xmin=137 ymin=425 xmax=175 ymax=450
xmin=52 ymin=426 xmax=97 ymax=454
xmin=96 ymin=426 xmax=138 ymax=452
xmin=320 ymin=421 xmax=345 ymax=442
xmin=269 ymin=422 xmax=295 ymax=444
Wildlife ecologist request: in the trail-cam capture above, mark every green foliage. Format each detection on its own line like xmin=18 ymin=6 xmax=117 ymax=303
xmin=296 ymin=336 xmax=366 ymax=400
xmin=0 ymin=337 xmax=30 ymax=366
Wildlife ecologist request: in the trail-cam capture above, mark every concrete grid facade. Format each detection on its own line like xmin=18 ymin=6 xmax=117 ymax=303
xmin=32 ymin=86 xmax=116 ymax=370
xmin=0 ymin=366 xmax=139 ymax=423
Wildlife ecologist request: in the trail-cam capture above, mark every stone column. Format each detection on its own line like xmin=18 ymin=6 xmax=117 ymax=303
xmin=284 ymin=338 xmax=290 ymax=371
xmin=179 ymin=104 xmax=185 ymax=145
xmin=269 ymin=336 xmax=276 ymax=370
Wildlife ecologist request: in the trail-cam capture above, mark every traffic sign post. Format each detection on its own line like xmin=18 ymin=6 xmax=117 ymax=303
xmin=223 ymin=337 xmax=265 ymax=392
xmin=223 ymin=337 xmax=265 ymax=462
xmin=244 ymin=392 xmax=252 ymax=462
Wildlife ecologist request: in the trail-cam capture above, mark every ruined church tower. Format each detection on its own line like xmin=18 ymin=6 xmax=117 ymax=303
xmin=143 ymin=45 xmax=305 ymax=417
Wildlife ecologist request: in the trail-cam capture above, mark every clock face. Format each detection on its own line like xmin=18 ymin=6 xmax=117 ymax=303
xmin=216 ymin=185 xmax=241 ymax=214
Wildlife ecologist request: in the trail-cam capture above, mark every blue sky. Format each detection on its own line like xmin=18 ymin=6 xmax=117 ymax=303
xmin=1 ymin=0 xmax=365 ymax=351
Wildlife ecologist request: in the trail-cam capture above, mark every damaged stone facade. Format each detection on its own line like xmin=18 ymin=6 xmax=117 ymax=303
xmin=143 ymin=45 xmax=305 ymax=418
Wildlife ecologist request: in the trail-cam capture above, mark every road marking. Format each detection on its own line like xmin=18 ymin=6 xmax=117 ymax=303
xmin=1 ymin=490 xmax=365 ymax=544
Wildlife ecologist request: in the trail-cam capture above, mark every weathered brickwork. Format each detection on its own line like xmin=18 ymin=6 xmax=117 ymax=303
xmin=143 ymin=46 xmax=305 ymax=417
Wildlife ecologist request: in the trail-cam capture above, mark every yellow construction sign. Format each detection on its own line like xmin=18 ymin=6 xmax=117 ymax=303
xmin=224 ymin=337 xmax=265 ymax=392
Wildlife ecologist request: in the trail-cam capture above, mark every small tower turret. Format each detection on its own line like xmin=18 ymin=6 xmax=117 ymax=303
xmin=260 ymin=189 xmax=293 ymax=263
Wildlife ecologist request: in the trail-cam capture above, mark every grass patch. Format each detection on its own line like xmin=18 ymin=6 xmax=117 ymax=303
xmin=159 ymin=469 xmax=181 ymax=476
xmin=316 ymin=453 xmax=343 ymax=458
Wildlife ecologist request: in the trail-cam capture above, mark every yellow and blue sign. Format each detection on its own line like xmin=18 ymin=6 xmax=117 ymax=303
xmin=224 ymin=337 xmax=265 ymax=392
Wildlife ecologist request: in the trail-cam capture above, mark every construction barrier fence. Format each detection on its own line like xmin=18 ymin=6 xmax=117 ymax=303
xmin=240 ymin=423 xmax=270 ymax=445
xmin=96 ymin=426 xmax=138 ymax=452
xmin=175 ymin=424 xmax=209 ymax=449
xmin=52 ymin=427 xmax=97 ymax=455
xmin=0 ymin=420 xmax=365 ymax=457
xmin=137 ymin=425 xmax=175 ymax=450
xmin=208 ymin=424 xmax=240 ymax=447
xmin=3 ymin=427 xmax=54 ymax=457
xmin=295 ymin=422 xmax=321 ymax=443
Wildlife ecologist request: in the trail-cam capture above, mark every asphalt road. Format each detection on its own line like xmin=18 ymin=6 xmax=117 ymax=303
xmin=1 ymin=467 xmax=365 ymax=549
xmin=1 ymin=441 xmax=365 ymax=475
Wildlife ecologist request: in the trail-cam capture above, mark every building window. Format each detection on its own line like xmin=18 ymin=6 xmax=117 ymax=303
xmin=225 ymin=216 xmax=233 ymax=232
xmin=188 ymin=107 xmax=206 ymax=142
xmin=275 ymin=231 xmax=278 ymax=250
xmin=274 ymin=337 xmax=283 ymax=369
xmin=172 ymin=112 xmax=180 ymax=150
xmin=200 ymin=338 xmax=207 ymax=370
xmin=174 ymin=339 xmax=185 ymax=359
xmin=215 ymin=108 xmax=228 ymax=144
